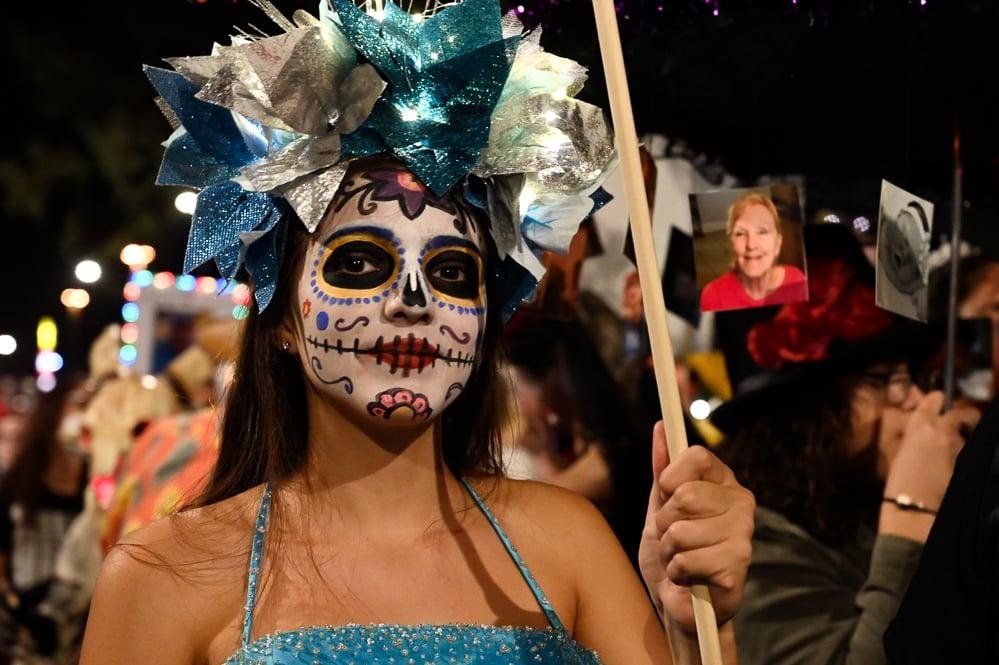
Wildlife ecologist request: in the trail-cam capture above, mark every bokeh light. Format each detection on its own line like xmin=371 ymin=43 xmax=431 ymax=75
xmin=119 ymin=344 xmax=138 ymax=366
xmin=176 ymin=274 xmax=197 ymax=292
xmin=120 ymin=323 xmax=139 ymax=345
xmin=0 ymin=335 xmax=16 ymax=356
xmin=174 ymin=191 xmax=198 ymax=215
xmin=35 ymin=351 xmax=64 ymax=374
xmin=153 ymin=272 xmax=176 ymax=290
xmin=231 ymin=284 xmax=252 ymax=306
xmin=60 ymin=288 xmax=91 ymax=310
xmin=689 ymin=399 xmax=712 ymax=420
xmin=36 ymin=318 xmax=57 ymax=351
xmin=121 ymin=303 xmax=140 ymax=323
xmin=74 ymin=260 xmax=102 ymax=284
xmin=132 ymin=270 xmax=154 ymax=287
xmin=36 ymin=374 xmax=57 ymax=393
xmin=197 ymin=276 xmax=219 ymax=294
xmin=123 ymin=283 xmax=141 ymax=302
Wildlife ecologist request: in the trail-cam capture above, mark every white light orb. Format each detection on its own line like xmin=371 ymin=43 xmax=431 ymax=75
xmin=174 ymin=191 xmax=198 ymax=215
xmin=689 ymin=399 xmax=712 ymax=421
xmin=0 ymin=335 xmax=15 ymax=356
xmin=75 ymin=260 xmax=102 ymax=284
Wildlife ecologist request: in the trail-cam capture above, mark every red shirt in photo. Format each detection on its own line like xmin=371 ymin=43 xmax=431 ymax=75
xmin=700 ymin=266 xmax=808 ymax=312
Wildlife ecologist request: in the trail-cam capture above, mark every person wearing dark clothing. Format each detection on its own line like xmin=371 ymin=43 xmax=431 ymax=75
xmin=884 ymin=396 xmax=999 ymax=663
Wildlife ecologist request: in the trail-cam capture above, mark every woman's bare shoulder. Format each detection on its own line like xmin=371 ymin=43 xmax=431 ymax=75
xmin=470 ymin=476 xmax=615 ymax=545
xmin=80 ymin=486 xmax=264 ymax=664
xmin=114 ymin=485 xmax=262 ymax=568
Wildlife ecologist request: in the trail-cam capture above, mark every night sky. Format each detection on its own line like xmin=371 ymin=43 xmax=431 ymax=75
xmin=1 ymin=0 xmax=997 ymax=376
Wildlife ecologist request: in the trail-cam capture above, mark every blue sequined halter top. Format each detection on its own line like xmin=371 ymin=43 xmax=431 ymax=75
xmin=225 ymin=479 xmax=602 ymax=664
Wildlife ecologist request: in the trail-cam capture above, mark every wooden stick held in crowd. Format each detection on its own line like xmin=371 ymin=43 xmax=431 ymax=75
xmin=590 ymin=2 xmax=723 ymax=663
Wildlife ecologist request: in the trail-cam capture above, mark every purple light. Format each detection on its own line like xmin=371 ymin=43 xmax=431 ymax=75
xmin=712 ymin=7 xmax=719 ymax=15
xmin=853 ymin=216 xmax=872 ymax=233
xmin=920 ymin=0 xmax=926 ymax=5
xmin=516 ymin=4 xmax=525 ymax=12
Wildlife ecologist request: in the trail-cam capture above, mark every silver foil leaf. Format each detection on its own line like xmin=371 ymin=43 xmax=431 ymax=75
xmin=293 ymin=9 xmax=321 ymax=28
xmin=278 ymin=162 xmax=349 ymax=233
xmin=485 ymin=173 xmax=526 ymax=260
xmin=198 ymin=27 xmax=339 ymax=135
xmin=533 ymin=100 xmax=615 ymax=194
xmin=335 ymin=64 xmax=386 ymax=135
xmin=237 ymin=132 xmax=342 ymax=192
xmin=165 ymin=55 xmax=224 ymax=86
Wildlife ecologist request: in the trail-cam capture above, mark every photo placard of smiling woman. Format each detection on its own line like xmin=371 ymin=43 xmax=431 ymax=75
xmin=695 ymin=190 xmax=809 ymax=312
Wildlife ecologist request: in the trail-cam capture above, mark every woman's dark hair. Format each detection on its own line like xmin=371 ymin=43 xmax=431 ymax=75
xmin=505 ymin=313 xmax=649 ymax=564
xmin=0 ymin=377 xmax=85 ymax=526
xmin=193 ymin=171 xmax=506 ymax=508
xmin=718 ymin=370 xmax=883 ymax=547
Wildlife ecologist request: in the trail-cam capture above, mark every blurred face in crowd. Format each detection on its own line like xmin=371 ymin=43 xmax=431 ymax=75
xmin=0 ymin=414 xmax=26 ymax=469
xmin=848 ymin=362 xmax=924 ymax=479
xmin=959 ymin=262 xmax=999 ymax=378
xmin=730 ymin=204 xmax=783 ymax=280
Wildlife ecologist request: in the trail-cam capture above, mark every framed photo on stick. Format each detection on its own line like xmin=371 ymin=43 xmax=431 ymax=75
xmin=689 ymin=184 xmax=809 ymax=313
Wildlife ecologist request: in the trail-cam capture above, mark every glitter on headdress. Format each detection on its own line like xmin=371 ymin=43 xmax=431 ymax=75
xmin=148 ymin=0 xmax=615 ymax=314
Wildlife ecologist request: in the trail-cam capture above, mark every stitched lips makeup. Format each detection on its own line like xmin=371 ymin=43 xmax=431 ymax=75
xmin=305 ymin=332 xmax=475 ymax=376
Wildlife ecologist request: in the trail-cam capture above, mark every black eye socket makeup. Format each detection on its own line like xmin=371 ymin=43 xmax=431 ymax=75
xmin=424 ymin=249 xmax=481 ymax=300
xmin=323 ymin=241 xmax=396 ymax=290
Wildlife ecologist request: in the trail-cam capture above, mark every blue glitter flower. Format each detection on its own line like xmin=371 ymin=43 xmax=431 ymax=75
xmin=146 ymin=66 xmax=287 ymax=310
xmin=334 ymin=0 xmax=520 ymax=196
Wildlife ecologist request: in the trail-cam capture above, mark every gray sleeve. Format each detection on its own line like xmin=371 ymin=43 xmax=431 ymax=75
xmin=847 ymin=535 xmax=924 ymax=664
xmin=734 ymin=526 xmax=923 ymax=665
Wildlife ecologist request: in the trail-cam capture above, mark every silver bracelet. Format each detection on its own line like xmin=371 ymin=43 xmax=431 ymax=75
xmin=883 ymin=494 xmax=937 ymax=515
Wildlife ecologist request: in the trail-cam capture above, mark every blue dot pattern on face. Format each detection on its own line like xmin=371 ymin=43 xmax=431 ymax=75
xmin=316 ymin=311 xmax=329 ymax=331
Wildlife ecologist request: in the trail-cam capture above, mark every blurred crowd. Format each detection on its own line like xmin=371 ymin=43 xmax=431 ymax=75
xmin=0 ymin=221 xmax=997 ymax=664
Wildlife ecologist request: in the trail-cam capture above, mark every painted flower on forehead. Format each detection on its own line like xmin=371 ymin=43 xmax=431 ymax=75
xmin=337 ymin=167 xmax=458 ymax=221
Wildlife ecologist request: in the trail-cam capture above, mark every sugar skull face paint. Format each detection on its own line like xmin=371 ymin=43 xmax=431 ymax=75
xmin=297 ymin=161 xmax=486 ymax=426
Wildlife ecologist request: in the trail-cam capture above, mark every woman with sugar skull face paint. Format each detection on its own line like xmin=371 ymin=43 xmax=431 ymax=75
xmin=81 ymin=2 xmax=755 ymax=663
xmin=299 ymin=162 xmax=488 ymax=424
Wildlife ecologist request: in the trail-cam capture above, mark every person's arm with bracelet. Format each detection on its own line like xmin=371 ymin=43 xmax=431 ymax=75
xmin=855 ymin=392 xmax=980 ymax=663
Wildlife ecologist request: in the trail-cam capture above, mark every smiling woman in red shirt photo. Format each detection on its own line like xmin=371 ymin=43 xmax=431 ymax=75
xmin=699 ymin=191 xmax=808 ymax=312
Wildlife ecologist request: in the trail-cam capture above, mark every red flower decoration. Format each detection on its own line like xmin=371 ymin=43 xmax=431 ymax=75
xmin=747 ymin=257 xmax=893 ymax=370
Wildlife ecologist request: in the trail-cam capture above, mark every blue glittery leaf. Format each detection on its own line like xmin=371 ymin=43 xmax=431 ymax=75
xmin=363 ymin=37 xmax=518 ymax=195
xmin=333 ymin=0 xmax=517 ymax=195
xmin=144 ymin=66 xmax=256 ymax=170
xmin=214 ymin=246 xmax=241 ymax=281
xmin=419 ymin=0 xmax=504 ymax=60
xmin=492 ymin=256 xmax=538 ymax=323
xmin=341 ymin=126 xmax=388 ymax=159
xmin=185 ymin=182 xmax=279 ymax=273
xmin=244 ymin=213 xmax=287 ymax=311
xmin=157 ymin=130 xmax=242 ymax=188
xmin=333 ymin=0 xmax=414 ymax=90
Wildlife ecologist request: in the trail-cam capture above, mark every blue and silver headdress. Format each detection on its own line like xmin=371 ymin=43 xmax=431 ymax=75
xmin=147 ymin=0 xmax=616 ymax=315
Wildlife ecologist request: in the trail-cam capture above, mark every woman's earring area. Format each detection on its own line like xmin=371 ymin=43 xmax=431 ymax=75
xmin=281 ymin=341 xmax=291 ymax=352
